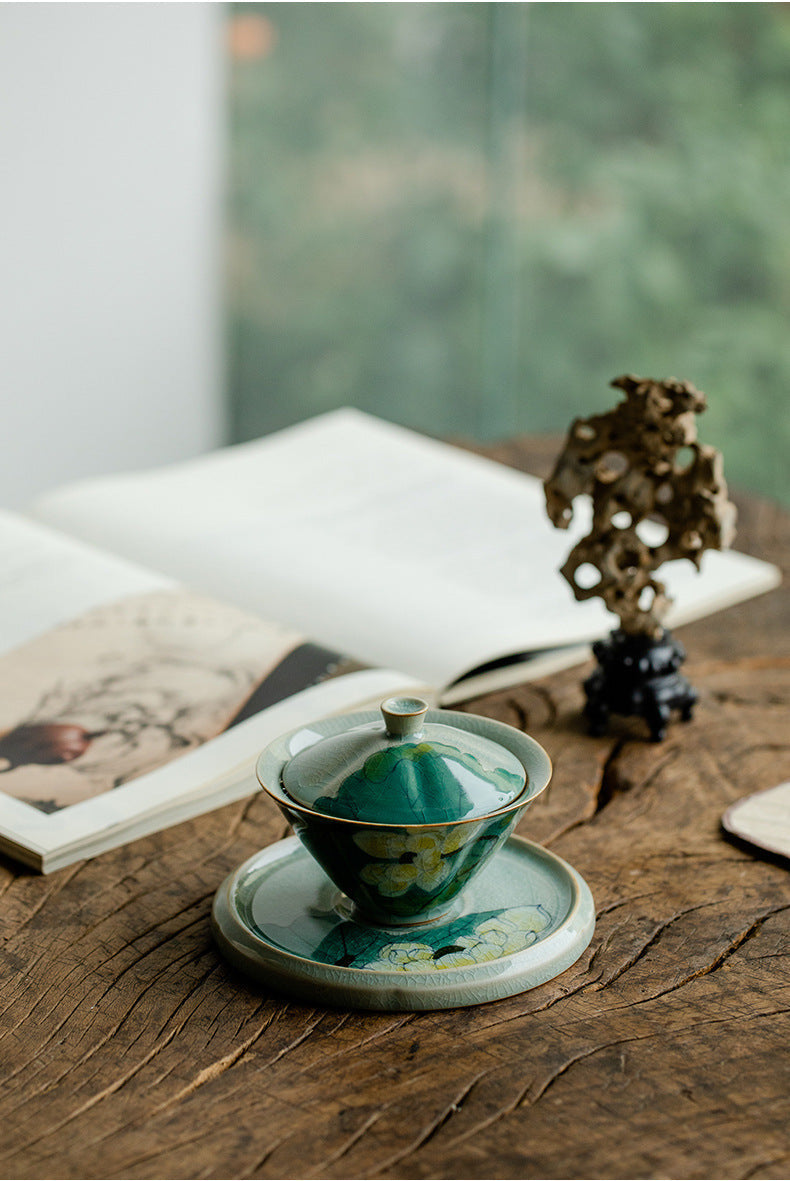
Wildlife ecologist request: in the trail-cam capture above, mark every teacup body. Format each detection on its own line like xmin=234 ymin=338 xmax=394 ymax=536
xmin=256 ymin=707 xmax=551 ymax=927
xmin=279 ymin=799 xmax=522 ymax=925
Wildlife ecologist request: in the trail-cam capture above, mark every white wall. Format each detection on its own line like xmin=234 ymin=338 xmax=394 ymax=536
xmin=0 ymin=3 xmax=225 ymax=508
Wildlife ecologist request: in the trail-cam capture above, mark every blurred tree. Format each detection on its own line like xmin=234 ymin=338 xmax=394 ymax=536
xmin=228 ymin=2 xmax=790 ymax=505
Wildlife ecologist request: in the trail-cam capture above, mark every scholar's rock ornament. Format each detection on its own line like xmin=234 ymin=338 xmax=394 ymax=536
xmin=544 ymin=375 xmax=737 ymax=740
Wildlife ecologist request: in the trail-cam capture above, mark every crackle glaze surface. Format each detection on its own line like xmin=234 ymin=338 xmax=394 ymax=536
xmin=285 ymin=803 xmax=518 ymax=924
xmin=256 ymin=706 xmax=553 ymax=926
xmin=212 ymin=835 xmax=596 ymax=1010
xmin=302 ymin=735 xmax=525 ymax=825
xmin=281 ymin=697 xmax=526 ymax=826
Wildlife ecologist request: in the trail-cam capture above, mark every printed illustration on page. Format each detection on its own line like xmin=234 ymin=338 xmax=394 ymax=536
xmin=0 ymin=589 xmax=354 ymax=813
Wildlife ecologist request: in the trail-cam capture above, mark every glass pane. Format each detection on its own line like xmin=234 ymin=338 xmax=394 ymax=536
xmin=227 ymin=2 xmax=492 ymax=439
xmin=228 ymin=2 xmax=790 ymax=505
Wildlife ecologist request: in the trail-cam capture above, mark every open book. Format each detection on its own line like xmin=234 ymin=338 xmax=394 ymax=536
xmin=0 ymin=410 xmax=779 ymax=871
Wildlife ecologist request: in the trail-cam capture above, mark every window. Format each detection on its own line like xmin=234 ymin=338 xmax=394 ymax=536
xmin=228 ymin=3 xmax=790 ymax=505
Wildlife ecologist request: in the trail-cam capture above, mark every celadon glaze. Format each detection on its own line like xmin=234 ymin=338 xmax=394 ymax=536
xmin=283 ymin=801 xmax=518 ymax=924
xmin=256 ymin=703 xmax=552 ymax=926
xmin=211 ymin=835 xmax=596 ymax=1011
xmin=281 ymin=696 xmax=526 ymax=825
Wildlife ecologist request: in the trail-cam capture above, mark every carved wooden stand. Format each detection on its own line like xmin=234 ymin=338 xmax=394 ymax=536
xmin=583 ymin=628 xmax=698 ymax=741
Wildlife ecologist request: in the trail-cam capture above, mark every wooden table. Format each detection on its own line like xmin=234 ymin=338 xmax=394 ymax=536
xmin=1 ymin=439 xmax=789 ymax=1181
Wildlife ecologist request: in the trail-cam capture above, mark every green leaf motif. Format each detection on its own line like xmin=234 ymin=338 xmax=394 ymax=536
xmin=314 ymin=741 xmax=523 ymax=824
xmin=312 ymin=903 xmax=553 ymax=971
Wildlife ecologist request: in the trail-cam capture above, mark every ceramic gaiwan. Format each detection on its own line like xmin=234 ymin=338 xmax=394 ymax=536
xmin=212 ymin=697 xmax=595 ymax=1011
xmin=267 ymin=695 xmax=546 ymax=925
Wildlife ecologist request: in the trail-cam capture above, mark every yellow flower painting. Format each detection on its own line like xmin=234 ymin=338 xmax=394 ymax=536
xmin=354 ymin=826 xmax=475 ymax=897
xmin=363 ymin=906 xmax=552 ymax=972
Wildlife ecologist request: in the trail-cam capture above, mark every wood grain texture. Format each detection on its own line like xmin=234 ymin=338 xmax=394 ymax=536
xmin=1 ymin=438 xmax=788 ymax=1181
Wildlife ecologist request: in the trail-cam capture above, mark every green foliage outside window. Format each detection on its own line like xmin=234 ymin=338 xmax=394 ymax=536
xmin=228 ymin=2 xmax=790 ymax=505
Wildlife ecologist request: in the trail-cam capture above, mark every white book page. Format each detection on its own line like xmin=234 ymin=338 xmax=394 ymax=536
xmin=0 ymin=510 xmax=172 ymax=657
xmin=31 ymin=409 xmax=782 ymax=687
xmin=0 ymin=509 xmax=425 ymax=868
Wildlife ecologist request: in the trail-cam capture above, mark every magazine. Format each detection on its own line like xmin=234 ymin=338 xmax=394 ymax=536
xmin=0 ymin=409 xmax=779 ymax=871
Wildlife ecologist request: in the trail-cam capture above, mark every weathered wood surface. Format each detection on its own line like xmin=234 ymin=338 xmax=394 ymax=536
xmin=1 ymin=438 xmax=789 ymax=1181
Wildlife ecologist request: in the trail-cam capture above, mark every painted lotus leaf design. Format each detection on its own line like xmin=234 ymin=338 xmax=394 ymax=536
xmin=313 ymin=741 xmax=523 ymax=825
xmin=312 ymin=904 xmax=553 ymax=971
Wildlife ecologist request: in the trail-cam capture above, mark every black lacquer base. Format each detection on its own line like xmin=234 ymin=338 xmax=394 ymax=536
xmin=583 ymin=629 xmax=698 ymax=742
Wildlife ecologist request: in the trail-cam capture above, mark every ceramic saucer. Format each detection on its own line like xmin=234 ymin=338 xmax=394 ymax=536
xmin=213 ymin=834 xmax=595 ymax=1011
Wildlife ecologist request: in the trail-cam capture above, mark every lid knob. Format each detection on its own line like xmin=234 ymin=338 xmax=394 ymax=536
xmin=380 ymin=696 xmax=429 ymax=739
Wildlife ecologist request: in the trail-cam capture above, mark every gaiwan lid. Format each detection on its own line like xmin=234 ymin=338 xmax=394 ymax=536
xmin=280 ymin=696 xmax=527 ymax=825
